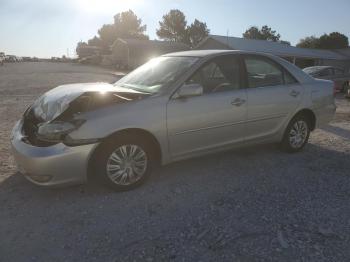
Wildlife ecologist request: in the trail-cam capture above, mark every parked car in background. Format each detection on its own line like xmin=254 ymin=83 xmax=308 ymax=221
xmin=11 ymin=50 xmax=336 ymax=191
xmin=345 ymin=88 xmax=350 ymax=99
xmin=5 ymin=55 xmax=18 ymax=62
xmin=0 ymin=52 xmax=5 ymax=66
xmin=22 ymin=57 xmax=35 ymax=62
xmin=344 ymin=84 xmax=350 ymax=99
xmin=79 ymin=55 xmax=101 ymax=65
xmin=51 ymin=57 xmax=62 ymax=62
xmin=303 ymin=66 xmax=350 ymax=93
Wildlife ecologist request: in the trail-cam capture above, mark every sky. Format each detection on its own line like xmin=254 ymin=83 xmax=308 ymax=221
xmin=0 ymin=0 xmax=349 ymax=58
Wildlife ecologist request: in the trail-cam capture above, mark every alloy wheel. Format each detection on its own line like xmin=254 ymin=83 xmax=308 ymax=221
xmin=106 ymin=144 xmax=148 ymax=186
xmin=289 ymin=120 xmax=308 ymax=149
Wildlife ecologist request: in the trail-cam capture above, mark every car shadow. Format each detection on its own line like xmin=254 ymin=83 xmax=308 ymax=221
xmin=0 ymin=142 xmax=348 ymax=202
xmin=321 ymin=124 xmax=350 ymax=140
xmin=1 ymin=141 xmax=349 ymax=261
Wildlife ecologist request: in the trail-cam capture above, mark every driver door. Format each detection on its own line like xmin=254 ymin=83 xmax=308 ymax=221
xmin=166 ymin=55 xmax=247 ymax=158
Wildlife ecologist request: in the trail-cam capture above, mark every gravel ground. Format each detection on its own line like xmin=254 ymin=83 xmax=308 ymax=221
xmin=0 ymin=62 xmax=350 ymax=262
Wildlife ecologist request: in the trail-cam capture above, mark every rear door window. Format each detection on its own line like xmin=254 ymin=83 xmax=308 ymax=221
xmin=244 ymin=56 xmax=299 ymax=87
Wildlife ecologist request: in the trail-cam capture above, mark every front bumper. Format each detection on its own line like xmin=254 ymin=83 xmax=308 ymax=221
xmin=11 ymin=120 xmax=98 ymax=187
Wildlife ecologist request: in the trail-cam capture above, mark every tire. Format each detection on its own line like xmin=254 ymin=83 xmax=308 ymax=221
xmin=281 ymin=114 xmax=310 ymax=153
xmin=94 ymin=134 xmax=155 ymax=191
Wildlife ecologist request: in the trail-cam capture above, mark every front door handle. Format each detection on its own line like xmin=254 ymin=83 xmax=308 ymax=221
xmin=231 ymin=98 xmax=246 ymax=106
xmin=290 ymin=90 xmax=300 ymax=97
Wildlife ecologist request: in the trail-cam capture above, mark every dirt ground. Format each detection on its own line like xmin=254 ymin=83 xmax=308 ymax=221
xmin=0 ymin=62 xmax=350 ymax=262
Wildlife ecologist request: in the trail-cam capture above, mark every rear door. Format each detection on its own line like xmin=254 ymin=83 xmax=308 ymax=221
xmin=243 ymin=55 xmax=302 ymax=141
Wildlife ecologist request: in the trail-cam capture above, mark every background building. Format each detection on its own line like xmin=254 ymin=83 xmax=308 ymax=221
xmin=196 ymin=35 xmax=350 ymax=71
xmin=111 ymin=39 xmax=189 ymax=69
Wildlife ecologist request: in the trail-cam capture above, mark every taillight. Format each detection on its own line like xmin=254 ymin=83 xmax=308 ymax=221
xmin=333 ymin=81 xmax=337 ymax=96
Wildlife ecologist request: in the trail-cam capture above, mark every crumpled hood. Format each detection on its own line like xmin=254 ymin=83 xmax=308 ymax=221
xmin=31 ymin=82 xmax=146 ymax=122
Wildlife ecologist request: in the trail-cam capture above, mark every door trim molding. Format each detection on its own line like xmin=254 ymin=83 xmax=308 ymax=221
xmin=172 ymin=113 xmax=286 ymax=136
xmin=173 ymin=120 xmax=245 ymax=136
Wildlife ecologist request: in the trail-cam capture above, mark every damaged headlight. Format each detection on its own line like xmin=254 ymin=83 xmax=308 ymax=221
xmin=37 ymin=120 xmax=84 ymax=142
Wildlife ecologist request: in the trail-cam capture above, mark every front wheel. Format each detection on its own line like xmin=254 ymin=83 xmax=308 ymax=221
xmin=281 ymin=115 xmax=310 ymax=153
xmin=95 ymin=136 xmax=154 ymax=191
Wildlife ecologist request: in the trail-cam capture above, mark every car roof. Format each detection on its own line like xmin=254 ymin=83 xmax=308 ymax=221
xmin=163 ymin=49 xmax=316 ymax=84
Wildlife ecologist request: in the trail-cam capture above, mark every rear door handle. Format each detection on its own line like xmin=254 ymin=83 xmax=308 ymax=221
xmin=231 ymin=98 xmax=246 ymax=106
xmin=290 ymin=90 xmax=300 ymax=97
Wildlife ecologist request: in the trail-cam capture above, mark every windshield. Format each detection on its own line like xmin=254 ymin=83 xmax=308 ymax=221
xmin=114 ymin=56 xmax=199 ymax=93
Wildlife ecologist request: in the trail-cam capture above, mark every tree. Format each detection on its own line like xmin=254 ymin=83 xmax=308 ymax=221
xmin=157 ymin=10 xmax=210 ymax=47
xmin=156 ymin=9 xmax=188 ymax=42
xmin=77 ymin=10 xmax=148 ymax=58
xmin=296 ymin=32 xmax=348 ymax=49
xmin=114 ymin=10 xmax=148 ymax=39
xmin=187 ymin=19 xmax=210 ymax=47
xmin=76 ymin=41 xmax=88 ymax=58
xmin=318 ymin=32 xmax=348 ymax=49
xmin=296 ymin=36 xmax=320 ymax=48
xmin=97 ymin=10 xmax=148 ymax=46
xmin=243 ymin=25 xmax=281 ymax=41
xmin=98 ymin=24 xmax=118 ymax=46
xmin=88 ymin=36 xmax=103 ymax=47
xmin=243 ymin=26 xmax=261 ymax=40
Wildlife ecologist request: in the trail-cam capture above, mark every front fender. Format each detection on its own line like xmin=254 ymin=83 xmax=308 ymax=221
xmin=68 ymin=96 xmax=171 ymax=164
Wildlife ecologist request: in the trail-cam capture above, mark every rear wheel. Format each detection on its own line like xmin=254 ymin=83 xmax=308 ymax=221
xmin=281 ymin=115 xmax=310 ymax=153
xmin=94 ymin=135 xmax=154 ymax=191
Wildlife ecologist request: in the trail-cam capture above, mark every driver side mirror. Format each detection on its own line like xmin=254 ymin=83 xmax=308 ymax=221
xmin=176 ymin=83 xmax=203 ymax=98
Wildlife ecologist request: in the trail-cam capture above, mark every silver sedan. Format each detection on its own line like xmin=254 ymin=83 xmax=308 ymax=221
xmin=11 ymin=50 xmax=336 ymax=191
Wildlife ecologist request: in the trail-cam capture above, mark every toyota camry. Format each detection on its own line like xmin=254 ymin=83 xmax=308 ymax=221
xmin=11 ymin=50 xmax=336 ymax=190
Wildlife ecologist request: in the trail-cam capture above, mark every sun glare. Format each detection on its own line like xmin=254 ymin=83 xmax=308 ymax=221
xmin=74 ymin=0 xmax=144 ymax=14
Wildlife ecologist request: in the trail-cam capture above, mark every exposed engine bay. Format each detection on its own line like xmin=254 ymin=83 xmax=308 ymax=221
xmin=21 ymin=83 xmax=149 ymax=146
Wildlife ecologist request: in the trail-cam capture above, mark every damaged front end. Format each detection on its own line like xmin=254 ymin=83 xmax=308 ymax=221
xmin=21 ymin=83 xmax=149 ymax=147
